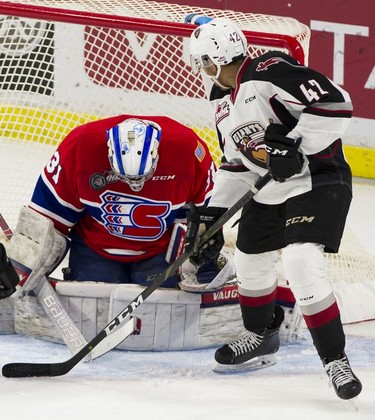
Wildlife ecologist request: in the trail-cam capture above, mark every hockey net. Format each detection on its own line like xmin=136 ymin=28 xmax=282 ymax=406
xmin=0 ymin=0 xmax=310 ymax=225
xmin=0 ymin=0 xmax=374 ymax=324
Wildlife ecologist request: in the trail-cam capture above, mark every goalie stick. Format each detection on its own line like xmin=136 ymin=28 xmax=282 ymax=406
xmin=0 ymin=213 xmax=137 ymax=362
xmin=2 ymin=172 xmax=272 ymax=378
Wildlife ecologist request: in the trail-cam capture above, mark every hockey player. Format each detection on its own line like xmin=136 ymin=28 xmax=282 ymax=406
xmin=7 ymin=115 xmax=216 ymax=290
xmin=186 ymin=17 xmax=362 ymax=400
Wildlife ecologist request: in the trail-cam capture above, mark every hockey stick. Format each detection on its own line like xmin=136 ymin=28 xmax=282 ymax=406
xmin=0 ymin=213 xmax=136 ymax=361
xmin=2 ymin=172 xmax=272 ymax=378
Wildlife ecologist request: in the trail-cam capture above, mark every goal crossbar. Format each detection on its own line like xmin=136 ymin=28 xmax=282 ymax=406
xmin=0 ymin=1 xmax=306 ymax=64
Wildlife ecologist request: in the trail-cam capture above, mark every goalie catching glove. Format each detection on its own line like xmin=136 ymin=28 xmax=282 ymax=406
xmin=179 ymin=249 xmax=236 ymax=292
xmin=264 ymin=123 xmax=304 ymax=182
xmin=185 ymin=204 xmax=226 ymax=267
xmin=0 ymin=243 xmax=20 ymax=299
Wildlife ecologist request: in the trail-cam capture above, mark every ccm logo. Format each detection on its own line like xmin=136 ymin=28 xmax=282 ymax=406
xmin=286 ymin=216 xmax=315 ymax=226
xmin=264 ymin=145 xmax=288 ymax=156
xmin=245 ymin=95 xmax=256 ymax=103
xmin=152 ymin=175 xmax=175 ymax=181
xmin=299 ymin=295 xmax=314 ymax=301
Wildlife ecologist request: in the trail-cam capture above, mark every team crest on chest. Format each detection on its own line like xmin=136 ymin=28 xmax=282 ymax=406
xmin=230 ymin=122 xmax=268 ymax=167
xmin=215 ymin=101 xmax=230 ymax=124
xmin=100 ymin=191 xmax=171 ymax=240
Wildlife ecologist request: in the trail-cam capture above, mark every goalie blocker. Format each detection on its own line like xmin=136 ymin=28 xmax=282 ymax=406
xmin=5 ymin=206 xmax=69 ymax=294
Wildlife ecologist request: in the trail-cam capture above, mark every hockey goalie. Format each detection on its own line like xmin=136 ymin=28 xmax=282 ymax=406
xmin=0 ymin=114 xmax=303 ymax=354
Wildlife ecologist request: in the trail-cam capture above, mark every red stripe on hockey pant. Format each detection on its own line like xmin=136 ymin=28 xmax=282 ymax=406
xmin=238 ymin=288 xmax=277 ymax=307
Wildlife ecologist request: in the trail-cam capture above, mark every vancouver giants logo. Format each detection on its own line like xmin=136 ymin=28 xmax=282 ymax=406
xmin=100 ymin=191 xmax=171 ymax=240
xmin=256 ymin=57 xmax=286 ymax=72
xmin=215 ymin=101 xmax=230 ymax=124
xmin=230 ymin=122 xmax=268 ymax=168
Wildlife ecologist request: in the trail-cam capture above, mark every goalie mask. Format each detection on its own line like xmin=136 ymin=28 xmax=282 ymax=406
xmin=107 ymin=118 xmax=162 ymax=191
xmin=189 ymin=18 xmax=247 ymax=82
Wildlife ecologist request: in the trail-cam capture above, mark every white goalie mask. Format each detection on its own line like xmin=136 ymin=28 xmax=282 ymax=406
xmin=189 ymin=18 xmax=247 ymax=79
xmin=107 ymin=118 xmax=162 ymax=191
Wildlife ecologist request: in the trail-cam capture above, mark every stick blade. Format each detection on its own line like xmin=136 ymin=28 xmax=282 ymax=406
xmin=2 ymin=362 xmax=53 ymax=378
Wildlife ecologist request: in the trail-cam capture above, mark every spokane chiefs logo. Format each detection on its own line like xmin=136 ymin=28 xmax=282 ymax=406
xmin=100 ymin=191 xmax=171 ymax=240
xmin=230 ymin=122 xmax=267 ymax=167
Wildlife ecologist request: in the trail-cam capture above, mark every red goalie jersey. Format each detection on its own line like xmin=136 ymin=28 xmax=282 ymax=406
xmin=30 ymin=115 xmax=215 ymax=262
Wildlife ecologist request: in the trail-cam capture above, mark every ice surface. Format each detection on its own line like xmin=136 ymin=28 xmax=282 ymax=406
xmin=1 ymin=181 xmax=375 ymax=419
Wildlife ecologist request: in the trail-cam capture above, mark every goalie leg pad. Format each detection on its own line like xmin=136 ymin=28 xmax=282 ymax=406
xmin=6 ymin=207 xmax=69 ymax=293
xmin=14 ymin=281 xmax=246 ymax=351
xmin=0 ymin=295 xmax=15 ymax=332
xmin=13 ymin=281 xmax=306 ymax=351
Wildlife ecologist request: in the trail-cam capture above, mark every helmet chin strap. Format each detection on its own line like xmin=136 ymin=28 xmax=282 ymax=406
xmin=208 ymin=64 xmax=231 ymax=90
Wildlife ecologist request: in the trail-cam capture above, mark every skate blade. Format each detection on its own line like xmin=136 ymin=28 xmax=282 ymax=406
xmin=343 ymin=397 xmax=359 ymax=412
xmin=212 ymin=354 xmax=277 ymax=374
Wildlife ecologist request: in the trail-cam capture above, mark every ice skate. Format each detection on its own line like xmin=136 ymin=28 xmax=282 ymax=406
xmin=213 ymin=306 xmax=283 ymax=373
xmin=322 ymin=353 xmax=362 ymax=400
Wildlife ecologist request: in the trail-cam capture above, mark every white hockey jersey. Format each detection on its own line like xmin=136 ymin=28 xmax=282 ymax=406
xmin=207 ymin=51 xmax=353 ymax=207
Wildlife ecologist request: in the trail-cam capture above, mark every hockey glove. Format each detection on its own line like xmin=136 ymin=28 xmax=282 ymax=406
xmin=264 ymin=123 xmax=304 ymax=182
xmin=0 ymin=243 xmax=20 ymax=299
xmin=185 ymin=204 xmax=226 ymax=267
